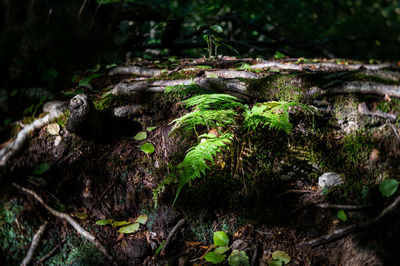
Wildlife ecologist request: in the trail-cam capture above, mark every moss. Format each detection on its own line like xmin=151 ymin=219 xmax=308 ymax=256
xmin=0 ymin=200 xmax=35 ymax=265
xmin=341 ymin=131 xmax=375 ymax=165
xmin=377 ymin=98 xmax=400 ymax=113
xmin=244 ymin=74 xmax=306 ymax=102
xmin=35 ymin=234 xmax=104 ymax=265
xmin=347 ymin=73 xmax=400 ymax=85
xmin=55 ymin=110 xmax=70 ymax=127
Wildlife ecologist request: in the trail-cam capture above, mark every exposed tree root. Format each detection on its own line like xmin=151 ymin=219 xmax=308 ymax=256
xmin=21 ymin=221 xmax=48 ymax=266
xmin=12 ymin=183 xmax=116 ymax=265
xmin=251 ymin=61 xmax=392 ymax=72
xmin=297 ymin=195 xmax=400 ymax=247
xmin=160 ymin=218 xmax=185 ymax=256
xmin=315 ymin=203 xmax=372 ymax=210
xmin=329 ymin=82 xmax=400 ymax=98
xmin=204 ymin=70 xmax=260 ymax=79
xmin=111 ymin=78 xmax=250 ymax=100
xmin=109 ymin=65 xmax=163 ymax=76
xmin=0 ymin=108 xmax=65 ymax=167
xmin=358 ymin=103 xmax=397 ymax=121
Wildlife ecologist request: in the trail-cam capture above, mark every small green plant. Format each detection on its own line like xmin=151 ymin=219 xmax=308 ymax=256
xmin=95 ymin=214 xmax=148 ymax=234
xmin=203 ymin=24 xmax=238 ymax=58
xmin=203 ymin=231 xmax=230 ymax=264
xmin=153 ymin=89 xmax=311 ymax=206
xmin=379 ymin=179 xmax=399 ymax=197
xmin=268 ymin=250 xmax=291 ymax=266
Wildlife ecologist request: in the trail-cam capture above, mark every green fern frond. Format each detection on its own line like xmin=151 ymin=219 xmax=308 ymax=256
xmin=244 ymin=101 xmax=300 ymax=133
xmin=169 ymin=109 xmax=237 ymax=135
xmin=172 ymin=132 xmax=233 ymax=204
xmin=183 ymin=93 xmax=245 ymax=110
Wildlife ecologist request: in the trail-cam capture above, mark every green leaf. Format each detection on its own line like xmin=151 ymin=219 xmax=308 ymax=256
xmin=337 ymin=209 xmax=348 ymax=221
xmin=111 ymin=220 xmax=131 ymax=227
xmin=33 ymin=163 xmax=51 ymax=175
xmin=211 ymin=24 xmax=223 ymax=33
xmin=206 ymin=73 xmax=219 ymax=78
xmin=118 ymin=223 xmax=140 ymax=234
xmin=204 ymin=252 xmax=226 ymax=264
xmin=134 ymin=131 xmax=147 ymax=140
xmin=106 ymin=63 xmax=117 ymax=69
xmin=86 ymin=64 xmax=100 ymax=73
xmin=196 ymin=65 xmax=213 ymax=69
xmin=268 ymin=260 xmax=283 ymax=266
xmin=271 ymin=251 xmax=291 ymax=264
xmin=140 ymin=142 xmax=155 ymax=154
xmin=155 ymin=240 xmax=165 ymax=255
xmin=75 ymin=212 xmax=88 ymax=220
xmin=213 ymin=231 xmax=229 ymax=246
xmin=228 ymin=250 xmax=250 ymax=266
xmin=95 ymin=219 xmax=110 ymax=226
xmin=380 ymin=179 xmax=400 ymax=197
xmin=146 ymin=126 xmax=157 ymax=132
xmin=274 ymin=51 xmax=286 ymax=59
xmin=215 ymin=246 xmax=230 ymax=254
xmin=135 ymin=214 xmax=148 ymax=224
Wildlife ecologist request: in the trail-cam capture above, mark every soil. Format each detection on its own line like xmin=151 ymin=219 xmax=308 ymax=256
xmin=1 ymin=57 xmax=400 ymax=265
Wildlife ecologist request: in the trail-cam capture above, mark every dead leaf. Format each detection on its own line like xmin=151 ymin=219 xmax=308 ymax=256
xmin=384 ymin=93 xmax=392 ymax=102
xmin=47 ymin=123 xmax=60 ymax=135
xmin=116 ymin=233 xmax=125 ymax=241
xmin=184 ymin=241 xmax=202 ymax=247
xmin=370 ymin=149 xmax=380 ymax=163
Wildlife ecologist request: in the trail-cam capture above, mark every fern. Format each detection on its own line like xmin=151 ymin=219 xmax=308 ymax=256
xmin=170 ymin=109 xmax=237 ymax=134
xmin=153 ymin=92 xmax=311 ymax=206
xmin=182 ymin=93 xmax=245 ymax=110
xmin=244 ymin=101 xmax=299 ymax=133
xmin=172 ymin=132 xmax=233 ymax=204
xmin=169 ymin=93 xmax=244 ymax=135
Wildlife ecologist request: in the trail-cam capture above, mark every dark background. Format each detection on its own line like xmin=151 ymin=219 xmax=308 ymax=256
xmin=1 ymin=0 xmax=399 ymax=131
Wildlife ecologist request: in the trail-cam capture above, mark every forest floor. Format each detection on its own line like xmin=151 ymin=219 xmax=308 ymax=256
xmin=1 ymin=57 xmax=400 ymax=265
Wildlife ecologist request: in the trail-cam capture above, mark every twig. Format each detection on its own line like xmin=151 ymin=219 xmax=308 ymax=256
xmin=160 ymin=218 xmax=185 ymax=256
xmin=251 ymin=243 xmax=259 ymax=266
xmin=390 ymin=124 xmax=400 ymax=141
xmin=297 ymin=195 xmax=400 ymax=247
xmin=276 ymin=189 xmax=316 ymax=198
xmin=12 ymin=183 xmax=116 ymax=265
xmin=315 ymin=203 xmax=372 ymax=210
xmin=358 ymin=103 xmax=397 ymax=121
xmin=21 ymin=221 xmax=48 ymax=266
xmin=35 ymin=238 xmax=66 ymax=265
xmin=0 ymin=109 xmax=64 ymax=167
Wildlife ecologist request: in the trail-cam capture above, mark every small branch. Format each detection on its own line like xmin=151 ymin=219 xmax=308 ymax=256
xmin=21 ymin=221 xmax=48 ymax=266
xmin=0 ymin=109 xmax=64 ymax=167
xmin=315 ymin=203 xmax=372 ymax=211
xmin=109 ymin=66 xmax=162 ymax=77
xmin=329 ymin=82 xmax=400 ymax=98
xmin=251 ymin=243 xmax=259 ymax=266
xmin=35 ymin=238 xmax=66 ymax=265
xmin=298 ymin=195 xmax=400 ymax=247
xmin=390 ymin=124 xmax=400 ymax=141
xmin=358 ymin=103 xmax=397 ymax=121
xmin=12 ymin=183 xmax=116 ymax=264
xmin=251 ymin=61 xmax=391 ymax=72
xmin=160 ymin=218 xmax=185 ymax=256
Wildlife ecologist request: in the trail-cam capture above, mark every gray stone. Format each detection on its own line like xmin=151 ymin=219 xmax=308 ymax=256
xmin=318 ymin=172 xmax=343 ymax=188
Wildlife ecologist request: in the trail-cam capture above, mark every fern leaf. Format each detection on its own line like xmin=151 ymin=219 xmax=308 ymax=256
xmin=183 ymin=93 xmax=245 ymax=110
xmin=172 ymin=132 xmax=233 ymax=204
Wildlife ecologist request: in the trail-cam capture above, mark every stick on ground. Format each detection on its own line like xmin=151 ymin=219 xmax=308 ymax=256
xmin=160 ymin=218 xmax=185 ymax=256
xmin=298 ymin=195 xmax=400 ymax=247
xmin=20 ymin=221 xmax=48 ymax=266
xmin=12 ymin=183 xmax=116 ymax=265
